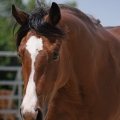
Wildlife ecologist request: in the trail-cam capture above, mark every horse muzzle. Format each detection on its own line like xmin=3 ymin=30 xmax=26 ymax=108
xmin=20 ymin=108 xmax=43 ymax=120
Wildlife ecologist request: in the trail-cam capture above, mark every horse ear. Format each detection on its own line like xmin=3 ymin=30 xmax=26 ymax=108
xmin=48 ymin=2 xmax=61 ymax=26
xmin=12 ymin=4 xmax=28 ymax=25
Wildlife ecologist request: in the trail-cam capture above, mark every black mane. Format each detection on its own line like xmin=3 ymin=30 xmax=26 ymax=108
xmin=14 ymin=1 xmax=66 ymax=50
xmin=14 ymin=23 xmax=30 ymax=50
xmin=28 ymin=4 xmax=66 ymax=38
xmin=14 ymin=1 xmax=101 ymax=50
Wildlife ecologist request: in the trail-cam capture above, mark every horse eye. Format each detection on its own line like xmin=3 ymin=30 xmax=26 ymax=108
xmin=53 ymin=52 xmax=59 ymax=60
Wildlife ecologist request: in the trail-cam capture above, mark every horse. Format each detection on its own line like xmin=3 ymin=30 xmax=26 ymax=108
xmin=12 ymin=0 xmax=120 ymax=120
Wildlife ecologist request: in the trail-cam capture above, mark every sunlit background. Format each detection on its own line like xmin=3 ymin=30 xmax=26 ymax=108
xmin=24 ymin=0 xmax=120 ymax=26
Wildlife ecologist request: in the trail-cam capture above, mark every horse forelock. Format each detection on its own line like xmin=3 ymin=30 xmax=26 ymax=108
xmin=13 ymin=2 xmax=101 ymax=50
xmin=14 ymin=4 xmax=66 ymax=50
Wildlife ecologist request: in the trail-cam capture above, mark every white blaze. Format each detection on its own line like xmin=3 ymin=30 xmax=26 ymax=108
xmin=21 ymin=36 xmax=43 ymax=114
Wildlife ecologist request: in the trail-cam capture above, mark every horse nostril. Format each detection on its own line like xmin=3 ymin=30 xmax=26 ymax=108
xmin=34 ymin=109 xmax=38 ymax=119
xmin=20 ymin=107 xmax=22 ymax=116
xmin=20 ymin=107 xmax=24 ymax=119
xmin=35 ymin=108 xmax=43 ymax=120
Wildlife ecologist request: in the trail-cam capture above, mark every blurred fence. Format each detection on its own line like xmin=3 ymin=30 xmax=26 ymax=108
xmin=0 ymin=51 xmax=23 ymax=120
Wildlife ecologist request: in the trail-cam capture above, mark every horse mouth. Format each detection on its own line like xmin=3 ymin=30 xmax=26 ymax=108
xmin=36 ymin=108 xmax=43 ymax=120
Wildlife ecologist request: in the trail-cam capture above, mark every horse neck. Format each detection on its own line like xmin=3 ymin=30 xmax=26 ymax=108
xmin=60 ymin=14 xmax=97 ymax=96
xmin=63 ymin=15 xmax=95 ymax=72
xmin=45 ymin=17 xmax=98 ymax=118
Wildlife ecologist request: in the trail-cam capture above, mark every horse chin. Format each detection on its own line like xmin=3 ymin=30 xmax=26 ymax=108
xmin=36 ymin=108 xmax=43 ymax=120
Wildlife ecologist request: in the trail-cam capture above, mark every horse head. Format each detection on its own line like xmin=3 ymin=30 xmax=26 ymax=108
xmin=12 ymin=2 xmax=70 ymax=120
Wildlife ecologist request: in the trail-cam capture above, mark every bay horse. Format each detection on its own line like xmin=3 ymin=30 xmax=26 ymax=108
xmin=12 ymin=1 xmax=120 ymax=120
